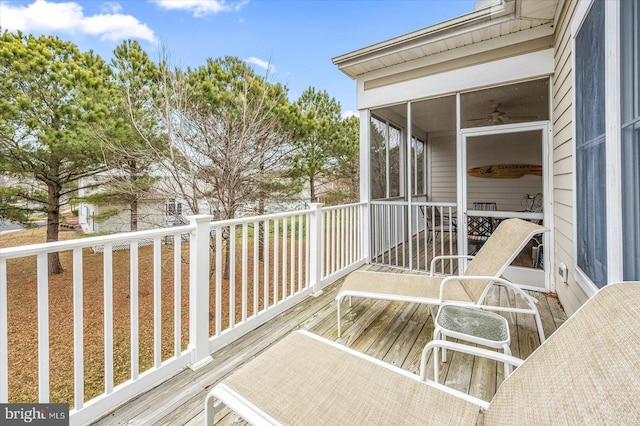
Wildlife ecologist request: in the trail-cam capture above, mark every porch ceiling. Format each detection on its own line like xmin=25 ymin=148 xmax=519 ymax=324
xmin=374 ymin=78 xmax=548 ymax=134
xmin=332 ymin=0 xmax=561 ymax=80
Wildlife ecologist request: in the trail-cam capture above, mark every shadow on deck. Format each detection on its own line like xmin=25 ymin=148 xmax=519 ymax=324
xmin=94 ymin=265 xmax=566 ymax=425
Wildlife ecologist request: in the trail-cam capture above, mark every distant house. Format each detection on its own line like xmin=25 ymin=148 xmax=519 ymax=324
xmin=78 ymin=195 xmax=191 ymax=234
xmin=333 ymin=0 xmax=639 ymax=315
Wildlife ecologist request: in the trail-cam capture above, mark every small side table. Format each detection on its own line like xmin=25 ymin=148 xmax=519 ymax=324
xmin=433 ymin=304 xmax=511 ymax=382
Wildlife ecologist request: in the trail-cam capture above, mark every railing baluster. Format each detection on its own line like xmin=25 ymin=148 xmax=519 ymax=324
xmin=253 ymin=222 xmax=259 ymax=317
xmin=448 ymin=206 xmax=454 ymax=275
xmin=273 ymin=219 xmax=279 ymax=304
xmin=431 ymin=207 xmax=436 ymax=270
xmin=264 ymin=220 xmax=270 ymax=310
xmin=402 ymin=205 xmax=406 ymax=267
xmin=73 ymin=248 xmax=84 ymax=410
xmin=153 ymin=238 xmax=162 ymax=368
xmin=350 ymin=206 xmax=355 ymax=265
xmin=242 ymin=223 xmax=248 ymax=322
xmin=130 ymin=242 xmax=139 ymax=380
xmin=297 ymin=214 xmax=303 ymax=292
xmin=0 ymin=258 xmax=7 ymax=402
xmin=173 ymin=235 xmax=181 ymax=356
xmin=423 ymin=206 xmax=428 ymax=271
xmin=372 ymin=205 xmax=377 ymax=262
xmin=415 ymin=206 xmax=421 ymax=270
xmin=305 ymin=213 xmax=310 ymax=288
xmin=36 ymin=253 xmax=49 ymax=402
xmin=282 ymin=217 xmax=287 ymax=300
xmin=386 ymin=205 xmax=391 ymax=264
xmin=104 ymin=244 xmax=114 ymax=394
xmin=340 ymin=208 xmax=345 ymax=271
xmin=229 ymin=225 xmax=236 ymax=328
xmin=215 ymin=228 xmax=223 ymax=336
xmin=331 ymin=209 xmax=337 ymax=275
xmin=290 ymin=216 xmax=295 ymax=296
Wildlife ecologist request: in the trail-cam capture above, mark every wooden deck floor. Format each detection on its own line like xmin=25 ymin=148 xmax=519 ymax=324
xmin=93 ymin=265 xmax=567 ymax=425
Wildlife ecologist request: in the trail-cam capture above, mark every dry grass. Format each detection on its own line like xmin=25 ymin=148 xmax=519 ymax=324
xmin=1 ymin=226 xmax=306 ymax=407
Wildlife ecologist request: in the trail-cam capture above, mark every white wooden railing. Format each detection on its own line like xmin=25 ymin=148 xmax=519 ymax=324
xmin=0 ymin=202 xmax=365 ymax=424
xmin=370 ymin=201 xmax=457 ymax=273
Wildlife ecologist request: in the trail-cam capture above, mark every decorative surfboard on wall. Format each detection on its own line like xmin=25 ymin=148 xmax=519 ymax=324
xmin=467 ymin=164 xmax=542 ymax=179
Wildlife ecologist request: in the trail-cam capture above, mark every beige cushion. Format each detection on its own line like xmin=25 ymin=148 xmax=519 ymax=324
xmin=223 ymin=332 xmax=481 ymax=425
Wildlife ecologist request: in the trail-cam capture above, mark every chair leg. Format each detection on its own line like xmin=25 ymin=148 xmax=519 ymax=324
xmin=441 ymin=334 xmax=447 ymax=363
xmin=534 ymin=311 xmax=546 ymax=344
xmin=337 ymin=299 xmax=342 ymax=338
xmin=433 ymin=344 xmax=440 ymax=384
xmin=205 ymin=392 xmax=216 ymax=426
xmin=432 ymin=328 xmax=440 ymax=383
xmin=502 ymin=343 xmax=513 ymax=377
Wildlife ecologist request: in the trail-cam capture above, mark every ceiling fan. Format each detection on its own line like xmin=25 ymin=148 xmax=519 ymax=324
xmin=467 ymin=102 xmax=538 ymax=125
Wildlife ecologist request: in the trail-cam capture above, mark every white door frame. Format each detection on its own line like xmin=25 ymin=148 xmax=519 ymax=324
xmin=457 ymin=121 xmax=553 ymax=291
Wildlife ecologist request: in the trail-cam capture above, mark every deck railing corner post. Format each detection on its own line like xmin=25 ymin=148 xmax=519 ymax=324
xmin=187 ymin=214 xmax=215 ymax=370
xmin=308 ymin=203 xmax=324 ymax=296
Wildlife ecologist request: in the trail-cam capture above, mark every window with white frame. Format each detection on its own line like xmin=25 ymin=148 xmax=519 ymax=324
xmin=573 ymin=0 xmax=640 ymax=289
xmin=575 ymin=0 xmax=607 ymax=288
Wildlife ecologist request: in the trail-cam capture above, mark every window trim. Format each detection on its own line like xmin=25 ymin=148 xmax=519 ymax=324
xmin=571 ymin=0 xmax=623 ymax=296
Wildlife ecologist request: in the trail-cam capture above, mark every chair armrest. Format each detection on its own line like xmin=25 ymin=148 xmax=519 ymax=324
xmin=420 ymin=340 xmax=524 ymax=381
xmin=430 ymin=255 xmax=474 ymax=276
xmin=438 ymin=274 xmax=495 ymax=301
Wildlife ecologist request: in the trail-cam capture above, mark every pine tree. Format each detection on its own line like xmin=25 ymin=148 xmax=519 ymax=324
xmin=0 ymin=32 xmax=111 ymax=274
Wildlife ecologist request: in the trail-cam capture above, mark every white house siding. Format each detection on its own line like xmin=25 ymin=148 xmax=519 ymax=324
xmin=429 ymin=133 xmax=457 ymax=203
xmin=552 ymin=0 xmax=587 ymax=315
xmin=80 ymin=200 xmax=181 ymax=234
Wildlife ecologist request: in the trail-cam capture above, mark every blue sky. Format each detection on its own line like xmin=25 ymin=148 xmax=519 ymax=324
xmin=0 ymin=0 xmax=477 ymax=116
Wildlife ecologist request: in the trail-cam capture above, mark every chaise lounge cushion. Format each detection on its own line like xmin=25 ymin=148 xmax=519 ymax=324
xmin=218 ymin=331 xmax=482 ymax=425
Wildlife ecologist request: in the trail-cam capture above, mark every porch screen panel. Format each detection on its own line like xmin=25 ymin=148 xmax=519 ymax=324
xmin=413 ymin=137 xmax=425 ymax=196
xmin=575 ymin=0 xmax=607 ymax=287
xmin=621 ymin=0 xmax=640 ymax=280
xmin=388 ymin=125 xmax=401 ymax=198
xmin=370 ymin=116 xmax=387 ymax=199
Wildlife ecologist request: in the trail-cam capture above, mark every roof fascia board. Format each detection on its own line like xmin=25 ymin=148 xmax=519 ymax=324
xmin=335 ymin=13 xmax=520 ymax=78
xmin=357 ymin=24 xmax=554 ymax=83
xmin=332 ymin=1 xmax=513 ymax=67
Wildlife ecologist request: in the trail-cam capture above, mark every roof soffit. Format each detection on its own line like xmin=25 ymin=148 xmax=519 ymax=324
xmin=333 ymin=0 xmax=560 ymax=79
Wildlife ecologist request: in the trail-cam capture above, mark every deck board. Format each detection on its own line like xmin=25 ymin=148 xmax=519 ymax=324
xmin=92 ymin=265 xmax=567 ymax=425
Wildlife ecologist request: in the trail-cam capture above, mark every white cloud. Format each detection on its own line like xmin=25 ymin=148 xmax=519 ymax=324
xmin=245 ymin=57 xmax=276 ymax=74
xmin=152 ymin=0 xmax=248 ymax=17
xmin=342 ymin=110 xmax=358 ymax=119
xmin=1 ymin=0 xmax=156 ymax=43
xmin=100 ymin=2 xmax=122 ymax=14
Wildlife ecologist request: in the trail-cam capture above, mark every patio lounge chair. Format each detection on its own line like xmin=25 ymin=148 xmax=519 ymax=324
xmin=205 ymin=282 xmax=640 ymax=425
xmin=337 ymin=218 xmax=547 ymax=342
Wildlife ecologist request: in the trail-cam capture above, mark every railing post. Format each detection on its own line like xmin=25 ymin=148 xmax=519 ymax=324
xmin=187 ymin=214 xmax=215 ymax=370
xmin=308 ymin=203 xmax=324 ymax=296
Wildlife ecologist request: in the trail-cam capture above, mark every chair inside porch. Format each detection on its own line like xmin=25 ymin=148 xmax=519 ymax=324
xmin=93 ymin=265 xmax=566 ymax=425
